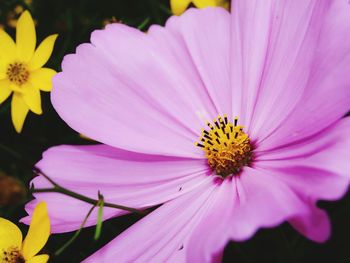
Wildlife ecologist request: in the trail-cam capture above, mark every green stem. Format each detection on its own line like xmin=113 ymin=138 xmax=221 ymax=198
xmin=55 ymin=204 xmax=97 ymax=256
xmin=32 ymin=187 xmax=145 ymax=214
xmin=33 ymin=167 xmax=59 ymax=187
xmin=137 ymin=17 xmax=150 ymax=30
xmin=94 ymin=192 xmax=104 ymax=240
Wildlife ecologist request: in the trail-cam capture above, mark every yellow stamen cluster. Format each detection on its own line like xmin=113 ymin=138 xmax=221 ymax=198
xmin=2 ymin=247 xmax=24 ymax=263
xmin=196 ymin=115 xmax=252 ymax=177
xmin=6 ymin=62 xmax=29 ymax=86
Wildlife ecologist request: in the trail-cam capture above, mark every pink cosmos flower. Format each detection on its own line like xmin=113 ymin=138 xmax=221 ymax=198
xmin=23 ymin=0 xmax=350 ymax=262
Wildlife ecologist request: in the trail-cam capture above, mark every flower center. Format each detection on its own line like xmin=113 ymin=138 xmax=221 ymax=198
xmin=6 ymin=62 xmax=29 ymax=86
xmin=2 ymin=247 xmax=24 ymax=263
xmin=196 ymin=115 xmax=253 ymax=178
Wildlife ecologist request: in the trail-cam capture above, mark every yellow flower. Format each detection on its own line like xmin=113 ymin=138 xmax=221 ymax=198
xmin=0 ymin=202 xmax=50 ymax=263
xmin=170 ymin=0 xmax=229 ymax=15
xmin=0 ymin=10 xmax=57 ymax=133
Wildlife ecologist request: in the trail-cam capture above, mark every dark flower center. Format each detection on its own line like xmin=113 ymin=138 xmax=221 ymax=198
xmin=196 ymin=115 xmax=253 ymax=178
xmin=2 ymin=247 xmax=25 ymax=263
xmin=6 ymin=62 xmax=29 ymax=86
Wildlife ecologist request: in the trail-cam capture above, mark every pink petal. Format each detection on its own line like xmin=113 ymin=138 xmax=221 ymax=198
xmin=187 ymin=180 xmax=235 ymax=263
xmin=255 ymin=165 xmax=349 ymax=202
xmin=256 ymin=118 xmax=350 ymax=162
xmin=21 ymin=145 xmax=210 ymax=233
xmin=83 ymin=179 xmax=222 ymax=262
xmin=186 ymin=170 xmax=314 ymax=260
xmin=163 ymin=7 xmax=232 ymax=115
xmin=229 ymin=168 xmax=307 ymax=241
xmin=230 ymin=0 xmax=350 ymax=148
xmin=52 ymin=8 xmax=231 ymax=157
xmin=289 ymin=200 xmax=331 ymax=243
xmin=248 ymin=165 xmax=343 ymax=242
xmin=230 ymin=0 xmax=329 ymax=129
xmin=255 ymin=118 xmax=350 ymax=241
xmin=254 ymin=0 xmax=350 ymax=150
xmin=256 ymin=118 xmax=350 ymax=200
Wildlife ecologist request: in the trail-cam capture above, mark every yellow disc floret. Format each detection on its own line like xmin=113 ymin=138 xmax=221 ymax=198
xmin=196 ymin=115 xmax=252 ymax=177
xmin=6 ymin=62 xmax=30 ymax=86
xmin=2 ymin=247 xmax=24 ymax=263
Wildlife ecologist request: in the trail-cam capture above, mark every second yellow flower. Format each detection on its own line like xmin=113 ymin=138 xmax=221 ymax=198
xmin=0 ymin=11 xmax=57 ymax=133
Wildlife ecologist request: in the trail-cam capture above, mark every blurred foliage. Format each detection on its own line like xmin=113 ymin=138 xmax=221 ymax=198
xmin=0 ymin=0 xmax=349 ymax=262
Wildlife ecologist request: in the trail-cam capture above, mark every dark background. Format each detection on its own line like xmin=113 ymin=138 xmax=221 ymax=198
xmin=0 ymin=0 xmax=349 ymax=262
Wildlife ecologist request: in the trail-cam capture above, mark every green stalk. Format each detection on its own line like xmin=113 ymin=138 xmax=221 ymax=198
xmin=32 ymin=187 xmax=145 ymax=214
xmin=55 ymin=204 xmax=97 ymax=256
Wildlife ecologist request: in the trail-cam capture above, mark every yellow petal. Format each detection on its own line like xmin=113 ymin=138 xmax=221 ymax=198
xmin=22 ymin=202 xmax=50 ymax=260
xmin=29 ymin=68 xmax=56 ymax=92
xmin=0 ymin=63 xmax=7 ymax=79
xmin=22 ymin=82 xmax=42 ymax=114
xmin=11 ymin=92 xmax=29 ymax=133
xmin=0 ymin=29 xmax=16 ymax=63
xmin=0 ymin=79 xmax=12 ymax=103
xmin=16 ymin=10 xmax=36 ymax=62
xmin=28 ymin=34 xmax=58 ymax=71
xmin=170 ymin=0 xmax=192 ymax=15
xmin=192 ymin=0 xmax=218 ymax=8
xmin=0 ymin=217 xmax=23 ymax=252
xmin=26 ymin=254 xmax=49 ymax=263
